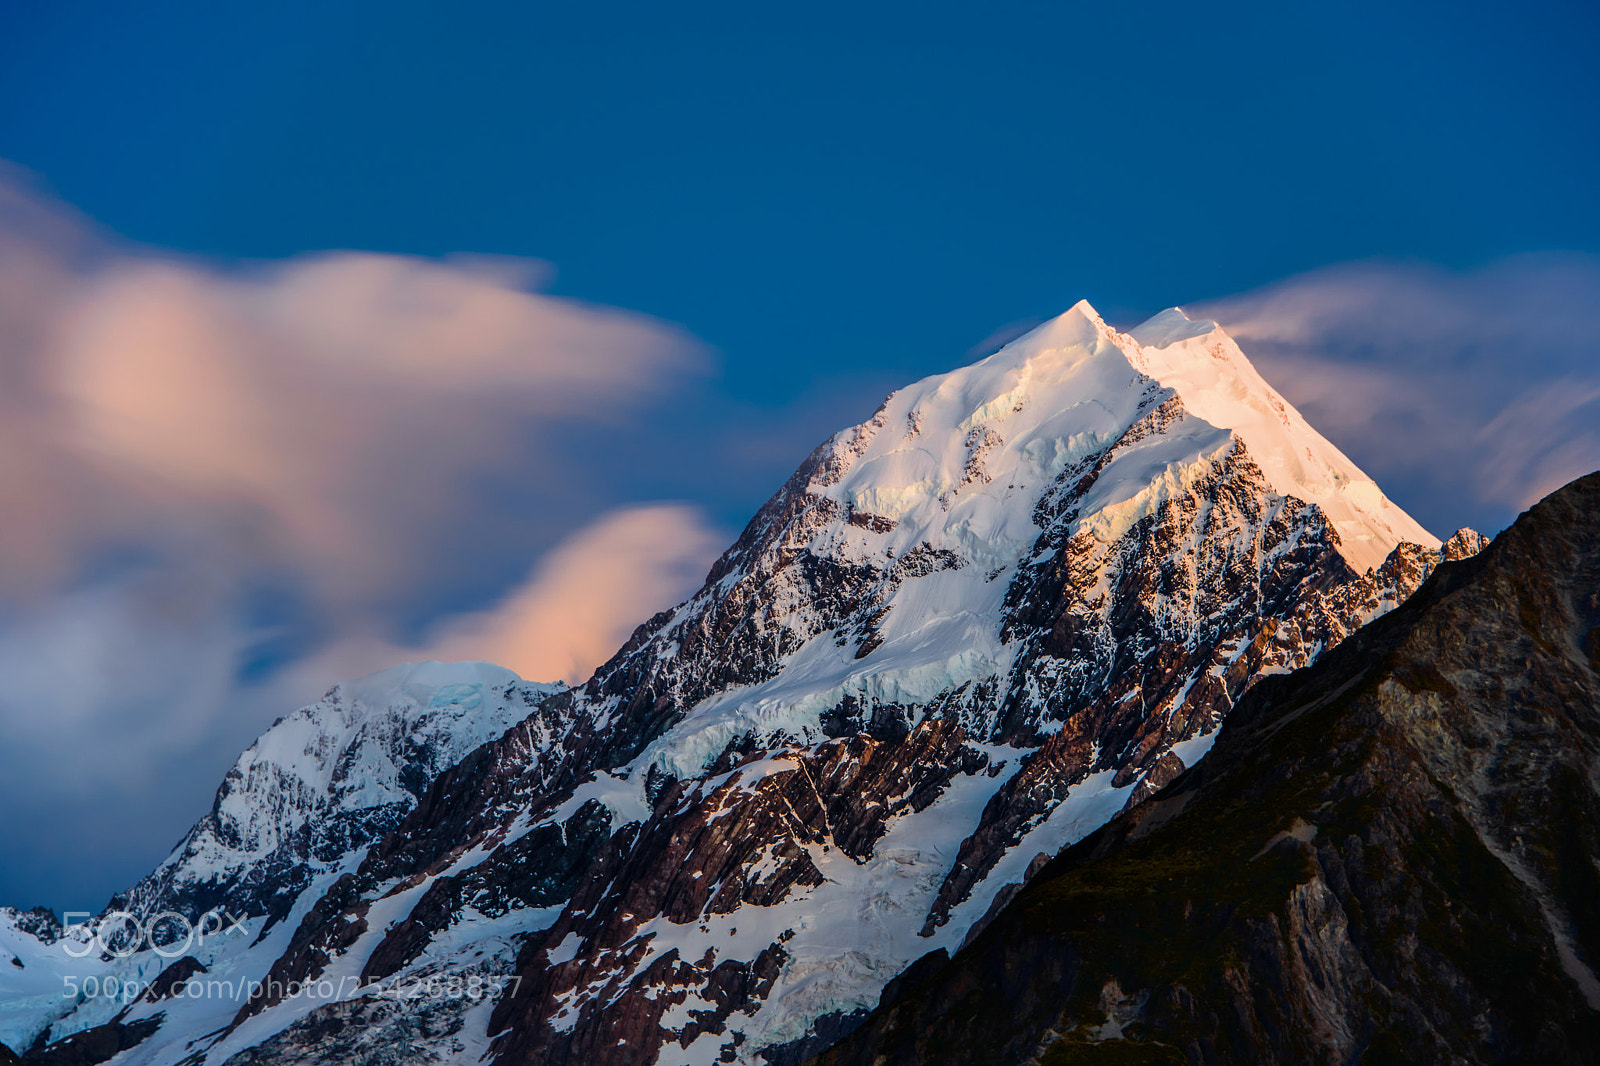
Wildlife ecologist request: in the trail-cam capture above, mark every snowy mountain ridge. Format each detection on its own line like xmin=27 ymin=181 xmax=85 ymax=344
xmin=1126 ymin=305 xmax=1433 ymax=571
xmin=627 ymin=300 xmax=1430 ymax=784
xmin=0 ymin=662 xmax=561 ymax=1055
xmin=125 ymin=661 xmax=564 ymax=923
xmin=1 ymin=302 xmax=1482 ymax=1066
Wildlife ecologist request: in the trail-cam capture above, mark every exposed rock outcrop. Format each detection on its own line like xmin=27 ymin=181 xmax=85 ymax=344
xmin=810 ymin=470 xmax=1600 ymax=1066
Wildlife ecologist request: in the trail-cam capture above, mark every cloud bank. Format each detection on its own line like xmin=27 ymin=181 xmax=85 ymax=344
xmin=1192 ymin=254 xmax=1600 ymax=537
xmin=0 ymin=167 xmax=724 ymax=910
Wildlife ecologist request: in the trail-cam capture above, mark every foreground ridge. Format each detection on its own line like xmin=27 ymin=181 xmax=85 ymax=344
xmin=812 ymin=469 xmax=1600 ymax=1065
xmin=1 ymin=303 xmax=1476 ymax=1066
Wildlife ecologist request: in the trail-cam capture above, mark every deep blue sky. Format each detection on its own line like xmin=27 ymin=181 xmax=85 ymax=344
xmin=1 ymin=0 xmax=1598 ymax=913
xmin=5 ymin=2 xmax=1597 ymax=541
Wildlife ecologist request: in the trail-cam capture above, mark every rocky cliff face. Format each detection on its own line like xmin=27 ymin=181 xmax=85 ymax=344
xmin=2 ymin=303 xmax=1476 ymax=1066
xmin=811 ymin=470 xmax=1600 ymax=1066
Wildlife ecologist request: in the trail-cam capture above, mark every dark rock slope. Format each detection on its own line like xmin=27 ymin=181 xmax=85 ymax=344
xmin=811 ymin=470 xmax=1600 ymax=1066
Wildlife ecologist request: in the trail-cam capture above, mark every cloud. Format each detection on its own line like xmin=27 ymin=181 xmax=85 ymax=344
xmin=0 ymin=169 xmax=703 ymax=605
xmin=427 ymin=504 xmax=723 ymax=684
xmin=0 ymin=162 xmax=707 ymax=608
xmin=293 ymin=504 xmax=725 ymax=691
xmin=0 ymin=501 xmax=725 ymax=915
xmin=0 ymin=166 xmax=723 ymax=911
xmin=1191 ymin=254 xmax=1600 ymax=536
xmin=0 ymin=568 xmax=254 ymax=781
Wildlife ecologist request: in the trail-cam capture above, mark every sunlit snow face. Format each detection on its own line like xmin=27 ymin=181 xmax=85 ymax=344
xmin=630 ymin=301 xmax=1438 ymax=785
xmin=823 ymin=304 xmax=1161 ymax=555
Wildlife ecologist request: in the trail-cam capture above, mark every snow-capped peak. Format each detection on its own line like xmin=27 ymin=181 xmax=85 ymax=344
xmin=1125 ymin=305 xmax=1437 ymax=571
xmin=6 ymin=299 xmax=1465 ymax=1066
xmin=213 ymin=660 xmax=539 ymax=857
xmin=811 ymin=298 xmax=1431 ymax=575
xmin=1127 ymin=305 xmax=1221 ymax=348
xmin=813 ymin=297 xmax=1156 ymax=560
xmin=119 ymin=659 xmax=563 ymax=926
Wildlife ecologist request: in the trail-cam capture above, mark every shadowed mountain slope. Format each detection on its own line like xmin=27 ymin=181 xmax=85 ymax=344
xmin=811 ymin=470 xmax=1600 ymax=1066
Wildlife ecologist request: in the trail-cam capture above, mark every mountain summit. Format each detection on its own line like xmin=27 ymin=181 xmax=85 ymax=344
xmin=2 ymin=304 xmax=1477 ymax=1066
xmin=1126 ymin=305 xmax=1434 ymax=571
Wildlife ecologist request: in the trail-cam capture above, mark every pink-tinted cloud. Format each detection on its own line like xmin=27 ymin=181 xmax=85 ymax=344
xmin=1191 ymin=254 xmax=1600 ymax=534
xmin=49 ymin=255 xmax=690 ymax=605
xmin=428 ymin=504 xmax=723 ymax=684
xmin=4 ymin=192 xmax=702 ymax=608
xmin=239 ymin=504 xmax=726 ymax=785
xmin=0 ymin=167 xmax=721 ymax=893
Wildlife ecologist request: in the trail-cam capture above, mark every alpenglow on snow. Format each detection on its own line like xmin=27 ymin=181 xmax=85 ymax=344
xmin=1 ymin=302 xmax=1479 ymax=1066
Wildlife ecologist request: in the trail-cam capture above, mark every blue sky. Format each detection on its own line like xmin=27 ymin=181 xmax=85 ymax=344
xmin=8 ymin=1 xmax=1597 ymax=428
xmin=1 ymin=0 xmax=1597 ymax=911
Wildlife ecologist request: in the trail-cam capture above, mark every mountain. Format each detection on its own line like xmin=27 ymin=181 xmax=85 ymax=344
xmin=0 ymin=662 xmax=561 ymax=1059
xmin=0 ymin=302 xmax=1478 ymax=1066
xmin=812 ymin=469 xmax=1600 ymax=1066
xmin=130 ymin=661 xmax=566 ymax=930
